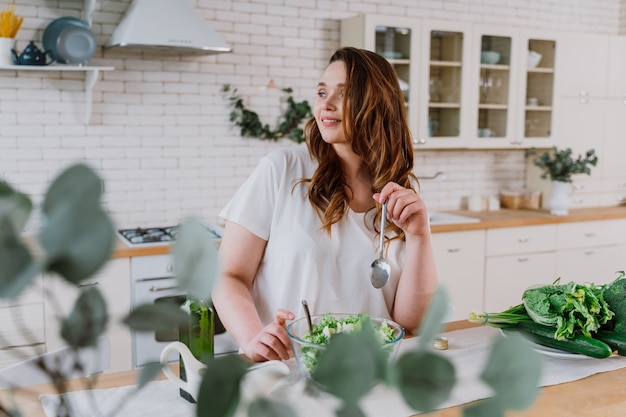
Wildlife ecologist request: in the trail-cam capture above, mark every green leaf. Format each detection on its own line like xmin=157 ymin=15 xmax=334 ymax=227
xmin=0 ymin=180 xmax=33 ymax=234
xmin=39 ymin=164 xmax=115 ymax=284
xmin=312 ymin=330 xmax=384 ymax=405
xmin=196 ymin=355 xmax=249 ymax=417
xmin=123 ymin=302 xmax=189 ymax=332
xmin=0 ymin=216 xmax=41 ymax=298
xmin=391 ymin=350 xmax=456 ymax=412
xmin=61 ymin=286 xmax=108 ymax=348
xmin=248 ymin=397 xmax=297 ymax=417
xmin=43 ymin=163 xmax=102 ymax=211
xmin=173 ymin=217 xmax=219 ymax=301
xmin=480 ymin=332 xmax=541 ymax=410
xmin=416 ymin=286 xmax=449 ymax=350
xmin=336 ymin=404 xmax=366 ymax=417
xmin=462 ymin=397 xmax=505 ymax=417
xmin=136 ymin=362 xmax=164 ymax=389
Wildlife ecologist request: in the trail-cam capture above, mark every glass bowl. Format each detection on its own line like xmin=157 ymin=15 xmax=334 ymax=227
xmin=286 ymin=313 xmax=405 ymax=380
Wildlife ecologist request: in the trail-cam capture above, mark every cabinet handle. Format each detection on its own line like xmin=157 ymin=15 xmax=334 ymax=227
xmin=579 ymin=98 xmax=588 ymax=104
xmin=517 ymin=237 xmax=529 ymax=243
xmin=517 ymin=257 xmax=529 ymax=262
xmin=79 ymin=281 xmax=98 ymax=288
xmin=573 ymin=183 xmax=584 ymax=191
xmin=149 ymin=285 xmax=177 ymax=292
xmin=166 ymin=263 xmax=174 ymax=273
xmin=584 ymin=232 xmax=595 ymax=238
xmin=447 ymin=248 xmax=461 ymax=253
xmin=584 ymin=251 xmax=595 ymax=256
xmin=579 ymin=91 xmax=588 ymax=97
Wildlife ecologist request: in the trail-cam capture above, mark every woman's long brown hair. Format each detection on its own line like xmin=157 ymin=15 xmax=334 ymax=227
xmin=302 ymin=47 xmax=417 ymax=239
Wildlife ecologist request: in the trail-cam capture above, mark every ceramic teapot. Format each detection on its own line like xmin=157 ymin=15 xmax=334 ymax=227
xmin=160 ymin=341 xmax=290 ymax=403
xmin=11 ymin=41 xmax=54 ymax=65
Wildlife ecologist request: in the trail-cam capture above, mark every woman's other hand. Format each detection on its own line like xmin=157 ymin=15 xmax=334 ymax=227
xmin=373 ymin=182 xmax=429 ymax=238
xmin=241 ymin=309 xmax=295 ymax=362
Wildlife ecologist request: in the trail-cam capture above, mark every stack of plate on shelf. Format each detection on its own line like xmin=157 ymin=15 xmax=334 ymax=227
xmin=42 ymin=16 xmax=97 ymax=65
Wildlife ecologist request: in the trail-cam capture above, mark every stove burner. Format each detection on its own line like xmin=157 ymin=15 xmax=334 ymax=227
xmin=118 ymin=227 xmax=176 ymax=245
xmin=117 ymin=224 xmax=222 ymax=246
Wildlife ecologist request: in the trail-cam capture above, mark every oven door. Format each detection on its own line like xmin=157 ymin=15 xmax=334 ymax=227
xmin=132 ymin=276 xmax=185 ymax=367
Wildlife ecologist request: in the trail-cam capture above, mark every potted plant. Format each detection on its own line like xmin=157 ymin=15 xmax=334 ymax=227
xmin=526 ymin=147 xmax=598 ymax=215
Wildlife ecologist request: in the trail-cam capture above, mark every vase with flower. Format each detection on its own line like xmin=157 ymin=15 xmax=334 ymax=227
xmin=526 ymin=147 xmax=598 ymax=216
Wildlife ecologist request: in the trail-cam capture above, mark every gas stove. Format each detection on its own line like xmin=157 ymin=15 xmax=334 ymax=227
xmin=117 ymin=224 xmax=223 ymax=246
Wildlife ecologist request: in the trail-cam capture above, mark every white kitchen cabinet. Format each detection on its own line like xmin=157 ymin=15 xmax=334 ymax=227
xmin=431 ymin=230 xmax=485 ymax=320
xmin=340 ymin=14 xmax=421 ymax=142
xmin=0 ymin=276 xmax=45 ymax=367
xmin=414 ymin=20 xmax=472 ymax=148
xmin=483 ymin=225 xmax=557 ymax=312
xmin=556 ymin=219 xmax=626 ymax=284
xmin=515 ymin=31 xmax=557 ymax=147
xmin=553 ymin=32 xmax=609 ymax=99
xmin=468 ymin=24 xmax=522 ymax=148
xmin=43 ymin=258 xmax=132 ymax=373
xmin=341 ymin=15 xmax=559 ymax=149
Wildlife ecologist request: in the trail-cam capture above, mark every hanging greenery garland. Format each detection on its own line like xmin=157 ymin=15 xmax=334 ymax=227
xmin=222 ymin=84 xmax=312 ymax=144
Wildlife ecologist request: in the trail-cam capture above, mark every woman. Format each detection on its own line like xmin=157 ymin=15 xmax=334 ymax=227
xmin=212 ymin=47 xmax=438 ymax=362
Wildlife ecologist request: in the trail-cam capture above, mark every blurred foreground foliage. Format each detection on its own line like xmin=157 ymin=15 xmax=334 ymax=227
xmin=0 ymin=164 xmax=542 ymax=417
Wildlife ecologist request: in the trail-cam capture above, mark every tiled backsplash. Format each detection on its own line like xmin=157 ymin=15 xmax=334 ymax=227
xmin=0 ymin=0 xmax=623 ymax=232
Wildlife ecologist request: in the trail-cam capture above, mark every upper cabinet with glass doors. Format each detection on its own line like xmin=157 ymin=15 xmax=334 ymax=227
xmin=340 ymin=15 xmax=420 ymax=139
xmin=340 ymin=15 xmax=558 ymax=149
xmin=415 ymin=21 xmax=472 ymax=149
xmin=518 ymin=32 xmax=556 ymax=146
xmin=470 ymin=26 xmax=520 ymax=147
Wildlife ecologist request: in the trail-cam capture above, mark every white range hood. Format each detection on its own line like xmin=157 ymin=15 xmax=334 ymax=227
xmin=106 ymin=0 xmax=231 ymax=54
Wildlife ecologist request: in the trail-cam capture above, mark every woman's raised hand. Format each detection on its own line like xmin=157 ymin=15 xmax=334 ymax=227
xmin=373 ymin=182 xmax=429 ymax=238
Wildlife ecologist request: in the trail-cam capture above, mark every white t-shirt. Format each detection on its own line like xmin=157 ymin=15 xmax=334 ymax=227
xmin=219 ymin=144 xmax=405 ymax=325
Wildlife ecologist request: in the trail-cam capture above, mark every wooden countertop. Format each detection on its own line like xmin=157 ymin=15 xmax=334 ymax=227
xmin=430 ymin=205 xmax=626 ymax=233
xmin=110 ymin=206 xmax=626 ymax=258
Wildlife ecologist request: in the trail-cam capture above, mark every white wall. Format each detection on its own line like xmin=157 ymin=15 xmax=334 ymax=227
xmin=1 ymin=0 xmax=624 ymax=232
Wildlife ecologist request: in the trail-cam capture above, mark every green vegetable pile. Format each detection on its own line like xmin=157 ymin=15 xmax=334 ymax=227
xmin=469 ymin=271 xmax=626 ymax=358
xmin=299 ymin=313 xmax=397 ymax=373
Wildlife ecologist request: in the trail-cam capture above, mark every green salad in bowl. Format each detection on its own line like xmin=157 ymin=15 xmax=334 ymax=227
xmin=286 ymin=313 xmax=405 ymax=379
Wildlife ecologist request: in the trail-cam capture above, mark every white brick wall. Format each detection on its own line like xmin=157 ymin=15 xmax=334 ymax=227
xmin=1 ymin=0 xmax=624 ymax=232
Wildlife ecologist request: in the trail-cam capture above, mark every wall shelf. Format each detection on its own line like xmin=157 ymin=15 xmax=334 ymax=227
xmin=0 ymin=64 xmax=114 ymax=123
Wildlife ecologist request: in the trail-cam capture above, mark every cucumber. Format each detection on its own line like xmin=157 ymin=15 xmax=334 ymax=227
xmin=594 ymin=330 xmax=626 ymax=356
xmin=512 ymin=321 xmax=612 ymax=359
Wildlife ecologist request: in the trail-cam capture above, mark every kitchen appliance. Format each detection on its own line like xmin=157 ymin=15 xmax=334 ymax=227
xmin=118 ymin=224 xmax=223 ymax=246
xmin=125 ymin=225 xmax=237 ymax=368
xmin=106 ymin=0 xmax=231 ymax=54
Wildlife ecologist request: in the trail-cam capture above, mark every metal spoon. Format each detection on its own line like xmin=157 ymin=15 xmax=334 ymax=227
xmin=370 ymin=201 xmax=391 ymax=288
xmin=301 ymin=300 xmax=313 ymax=333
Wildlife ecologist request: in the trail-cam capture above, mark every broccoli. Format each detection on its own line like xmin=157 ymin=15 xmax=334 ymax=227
xmin=601 ymin=271 xmax=626 ymax=333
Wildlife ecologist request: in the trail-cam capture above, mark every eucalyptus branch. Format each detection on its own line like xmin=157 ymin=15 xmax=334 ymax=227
xmin=222 ymin=84 xmax=312 ymax=143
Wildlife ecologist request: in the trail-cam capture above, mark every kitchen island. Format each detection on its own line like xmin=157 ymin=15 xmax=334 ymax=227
xmin=3 ymin=320 xmax=626 ymax=417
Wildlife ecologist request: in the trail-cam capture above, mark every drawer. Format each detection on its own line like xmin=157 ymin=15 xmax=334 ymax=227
xmin=0 ymin=275 xmax=43 ymax=308
xmin=557 ymin=219 xmax=626 ymax=249
xmin=486 ymin=225 xmax=557 ymax=256
xmin=0 ymin=344 xmax=46 ymax=368
xmin=130 ymin=254 xmax=174 ymax=280
xmin=0 ymin=303 xmax=45 ymax=348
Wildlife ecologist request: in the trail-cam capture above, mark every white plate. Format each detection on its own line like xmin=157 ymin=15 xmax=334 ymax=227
xmin=500 ymin=328 xmax=595 ymax=360
xmin=530 ymin=342 xmax=589 ymax=360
